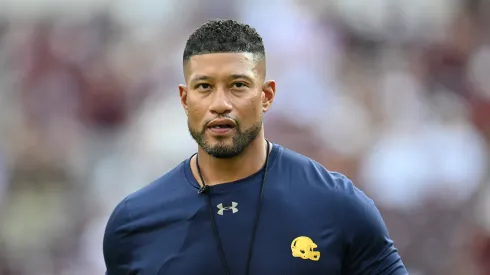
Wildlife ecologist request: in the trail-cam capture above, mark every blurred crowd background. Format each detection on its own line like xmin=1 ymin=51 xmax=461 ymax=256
xmin=0 ymin=0 xmax=489 ymax=274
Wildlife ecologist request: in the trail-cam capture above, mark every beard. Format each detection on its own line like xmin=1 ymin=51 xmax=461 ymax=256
xmin=188 ymin=116 xmax=262 ymax=159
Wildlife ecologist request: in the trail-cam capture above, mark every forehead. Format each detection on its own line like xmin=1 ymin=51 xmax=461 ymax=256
xmin=185 ymin=52 xmax=260 ymax=82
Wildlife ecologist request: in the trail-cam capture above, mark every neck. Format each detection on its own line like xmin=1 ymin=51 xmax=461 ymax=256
xmin=192 ymin=135 xmax=269 ymax=186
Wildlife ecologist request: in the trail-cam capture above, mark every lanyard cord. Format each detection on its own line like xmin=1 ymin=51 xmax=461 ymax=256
xmin=196 ymin=140 xmax=271 ymax=275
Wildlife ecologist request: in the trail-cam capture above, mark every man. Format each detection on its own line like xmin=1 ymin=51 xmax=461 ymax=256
xmin=103 ymin=19 xmax=407 ymax=275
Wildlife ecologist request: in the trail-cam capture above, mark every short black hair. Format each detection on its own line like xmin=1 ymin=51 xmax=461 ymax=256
xmin=183 ymin=19 xmax=265 ymax=62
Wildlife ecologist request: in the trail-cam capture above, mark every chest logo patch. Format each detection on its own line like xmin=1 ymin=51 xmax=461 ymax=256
xmin=217 ymin=202 xmax=238 ymax=215
xmin=291 ymin=236 xmax=320 ymax=261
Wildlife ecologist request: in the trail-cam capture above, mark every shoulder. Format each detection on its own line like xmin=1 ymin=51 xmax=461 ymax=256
xmin=107 ymin=160 xmax=190 ymax=225
xmin=278 ymin=145 xmax=357 ymax=193
xmin=128 ymin=162 xmax=187 ymax=202
xmin=278 ymin=146 xmax=377 ymax=220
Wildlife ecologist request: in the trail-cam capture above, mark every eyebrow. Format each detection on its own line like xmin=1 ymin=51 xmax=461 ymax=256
xmin=190 ymin=74 xmax=254 ymax=83
xmin=229 ymin=74 xmax=254 ymax=82
xmin=190 ymin=75 xmax=214 ymax=82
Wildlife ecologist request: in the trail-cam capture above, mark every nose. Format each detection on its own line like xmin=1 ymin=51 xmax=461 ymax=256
xmin=208 ymin=88 xmax=232 ymax=115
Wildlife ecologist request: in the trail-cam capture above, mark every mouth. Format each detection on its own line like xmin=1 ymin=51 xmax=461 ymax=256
xmin=207 ymin=119 xmax=236 ymax=135
xmin=208 ymin=124 xmax=235 ymax=129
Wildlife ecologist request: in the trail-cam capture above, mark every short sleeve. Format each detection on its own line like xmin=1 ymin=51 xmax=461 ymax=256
xmin=337 ymin=177 xmax=408 ymax=275
xmin=103 ymin=198 xmax=134 ymax=275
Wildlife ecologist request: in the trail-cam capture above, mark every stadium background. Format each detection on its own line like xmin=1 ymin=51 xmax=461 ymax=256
xmin=0 ymin=0 xmax=489 ymax=274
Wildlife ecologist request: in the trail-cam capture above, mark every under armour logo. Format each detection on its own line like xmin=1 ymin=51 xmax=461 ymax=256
xmin=217 ymin=202 xmax=238 ymax=215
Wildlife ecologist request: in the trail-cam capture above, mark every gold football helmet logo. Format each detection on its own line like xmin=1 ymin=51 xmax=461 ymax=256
xmin=291 ymin=236 xmax=320 ymax=261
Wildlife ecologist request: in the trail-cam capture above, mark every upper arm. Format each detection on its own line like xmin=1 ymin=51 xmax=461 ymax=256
xmin=103 ymin=198 xmax=133 ymax=275
xmin=337 ymin=178 xmax=408 ymax=275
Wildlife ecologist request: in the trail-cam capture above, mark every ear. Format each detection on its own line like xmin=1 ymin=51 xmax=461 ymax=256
xmin=179 ymin=84 xmax=189 ymax=116
xmin=262 ymin=80 xmax=276 ymax=113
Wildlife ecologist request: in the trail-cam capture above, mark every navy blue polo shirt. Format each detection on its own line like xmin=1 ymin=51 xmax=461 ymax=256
xmin=103 ymin=143 xmax=407 ymax=275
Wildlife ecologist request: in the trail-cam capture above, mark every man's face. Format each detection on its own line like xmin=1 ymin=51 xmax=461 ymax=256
xmin=179 ymin=52 xmax=275 ymax=158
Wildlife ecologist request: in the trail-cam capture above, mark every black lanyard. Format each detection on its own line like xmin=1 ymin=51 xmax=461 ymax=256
xmin=196 ymin=140 xmax=271 ymax=275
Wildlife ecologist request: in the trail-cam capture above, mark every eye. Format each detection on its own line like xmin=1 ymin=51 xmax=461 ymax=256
xmin=195 ymin=83 xmax=211 ymax=90
xmin=232 ymin=82 xmax=247 ymax=89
